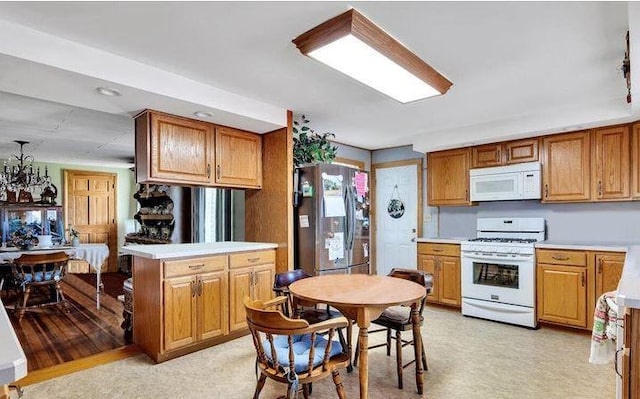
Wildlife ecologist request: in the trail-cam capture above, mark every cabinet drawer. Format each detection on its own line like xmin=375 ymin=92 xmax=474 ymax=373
xmin=536 ymin=249 xmax=587 ymax=266
xmin=164 ymin=256 xmax=227 ymax=278
xmin=418 ymin=243 xmax=460 ymax=257
xmin=229 ymin=250 xmax=276 ymax=269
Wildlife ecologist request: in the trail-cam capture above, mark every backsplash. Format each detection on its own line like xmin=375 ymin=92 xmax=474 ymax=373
xmin=438 ymin=200 xmax=640 ymax=243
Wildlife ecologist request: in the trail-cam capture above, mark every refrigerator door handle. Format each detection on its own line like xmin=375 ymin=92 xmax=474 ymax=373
xmin=345 ymin=185 xmax=355 ymax=251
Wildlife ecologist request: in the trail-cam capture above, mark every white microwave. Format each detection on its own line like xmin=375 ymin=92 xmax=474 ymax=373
xmin=469 ymin=162 xmax=541 ymax=201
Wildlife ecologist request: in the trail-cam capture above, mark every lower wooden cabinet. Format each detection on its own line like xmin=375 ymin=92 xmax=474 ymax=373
xmin=595 ymin=253 xmax=625 ymax=299
xmin=229 ymin=264 xmax=275 ymax=332
xmin=536 ymin=249 xmax=625 ymax=330
xmin=537 ymin=263 xmax=588 ymax=328
xmin=133 ymin=249 xmax=275 ymax=363
xmin=622 ymin=308 xmax=640 ymax=399
xmin=417 ymin=243 xmax=461 ymax=307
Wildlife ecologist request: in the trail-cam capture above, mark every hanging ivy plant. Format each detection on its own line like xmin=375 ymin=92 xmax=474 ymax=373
xmin=293 ymin=115 xmax=338 ymax=167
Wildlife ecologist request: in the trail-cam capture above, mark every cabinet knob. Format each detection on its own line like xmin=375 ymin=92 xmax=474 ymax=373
xmin=598 ymin=259 xmax=603 ymax=274
xmin=581 ymin=272 xmax=585 ymax=287
xmin=207 ymin=164 xmax=211 ymax=179
xmin=544 ymin=184 xmax=549 ymax=198
xmin=191 ymin=280 xmax=196 ymax=298
xmin=216 ymin=165 xmax=221 ymax=180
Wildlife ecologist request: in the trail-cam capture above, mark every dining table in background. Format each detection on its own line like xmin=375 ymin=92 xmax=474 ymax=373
xmin=0 ymin=243 xmax=109 ymax=309
xmin=289 ymin=274 xmax=427 ymax=399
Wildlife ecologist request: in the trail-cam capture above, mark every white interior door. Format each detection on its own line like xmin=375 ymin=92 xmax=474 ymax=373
xmin=375 ymin=165 xmax=418 ymax=276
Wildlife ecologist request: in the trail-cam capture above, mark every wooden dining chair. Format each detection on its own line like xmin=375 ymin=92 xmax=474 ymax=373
xmin=245 ymin=296 xmax=350 ymax=399
xmin=12 ymin=252 xmax=70 ymax=322
xmin=354 ymin=268 xmax=433 ymax=390
xmin=273 ymin=270 xmax=353 ymax=372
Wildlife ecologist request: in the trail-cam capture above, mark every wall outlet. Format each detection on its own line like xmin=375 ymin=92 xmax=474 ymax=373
xmin=424 ymin=212 xmax=432 ymax=222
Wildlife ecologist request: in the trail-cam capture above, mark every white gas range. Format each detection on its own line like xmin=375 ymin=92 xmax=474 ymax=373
xmin=460 ymin=217 xmax=545 ymax=328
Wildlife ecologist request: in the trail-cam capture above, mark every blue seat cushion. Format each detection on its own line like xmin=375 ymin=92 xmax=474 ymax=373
xmin=262 ymin=334 xmax=343 ymax=373
xmin=20 ymin=270 xmax=62 ymax=283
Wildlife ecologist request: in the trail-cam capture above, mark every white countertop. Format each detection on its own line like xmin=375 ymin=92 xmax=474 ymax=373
xmin=535 ymin=241 xmax=634 ymax=252
xmin=417 ymin=237 xmax=466 ymax=244
xmin=0 ymin=298 xmax=27 ymax=385
xmin=120 ymin=242 xmax=278 ymax=260
xmin=617 ymin=245 xmax=640 ymax=309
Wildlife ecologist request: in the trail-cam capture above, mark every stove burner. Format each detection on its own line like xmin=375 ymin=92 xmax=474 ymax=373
xmin=467 ymin=237 xmax=538 ymax=244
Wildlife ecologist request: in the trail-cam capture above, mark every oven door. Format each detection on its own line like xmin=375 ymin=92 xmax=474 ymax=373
xmin=461 ymin=252 xmax=534 ymax=307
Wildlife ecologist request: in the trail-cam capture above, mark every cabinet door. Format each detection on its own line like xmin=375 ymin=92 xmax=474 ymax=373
xmin=164 ymin=275 xmax=197 ymax=351
xmin=542 ymin=131 xmax=591 ymax=202
xmin=631 ymin=123 xmax=640 ymax=199
xmin=537 ymin=264 xmax=587 ymax=327
xmin=215 ymin=126 xmax=262 ymax=188
xmin=418 ymin=255 xmax=439 ymax=303
xmin=471 ymin=144 xmax=503 ymax=168
xmin=148 ymin=112 xmax=214 ymax=184
xmin=439 ymin=256 xmax=461 ymax=307
xmin=595 ymin=253 xmax=625 ymax=299
xmin=229 ymin=267 xmax=253 ymax=332
xmin=198 ymin=271 xmax=228 ymax=340
xmin=427 ymin=148 xmax=471 ymax=206
xmin=504 ymin=138 xmax=539 ymax=164
xmin=253 ymin=264 xmax=275 ymax=303
xmin=593 ymin=125 xmax=630 ymax=200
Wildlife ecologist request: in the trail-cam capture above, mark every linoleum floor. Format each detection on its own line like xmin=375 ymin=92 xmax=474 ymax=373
xmin=20 ymin=305 xmax=615 ymax=399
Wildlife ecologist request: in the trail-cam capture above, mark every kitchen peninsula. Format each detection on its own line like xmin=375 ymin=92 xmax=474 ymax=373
xmin=121 ymin=242 xmax=277 ymax=362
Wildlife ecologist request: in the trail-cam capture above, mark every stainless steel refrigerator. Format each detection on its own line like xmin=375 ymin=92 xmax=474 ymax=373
xmin=295 ymin=164 xmax=370 ymax=276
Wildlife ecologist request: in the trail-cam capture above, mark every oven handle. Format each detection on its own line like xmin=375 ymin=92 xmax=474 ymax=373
xmin=462 ymin=253 xmax=533 ymax=262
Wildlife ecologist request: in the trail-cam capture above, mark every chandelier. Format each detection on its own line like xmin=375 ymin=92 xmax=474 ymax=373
xmin=0 ymin=140 xmax=58 ymax=204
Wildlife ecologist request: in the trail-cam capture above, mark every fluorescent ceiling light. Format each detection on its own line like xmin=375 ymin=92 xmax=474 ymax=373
xmin=293 ymin=9 xmax=452 ymax=103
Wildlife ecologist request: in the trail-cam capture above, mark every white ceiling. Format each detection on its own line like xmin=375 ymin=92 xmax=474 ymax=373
xmin=0 ymin=2 xmax=636 ymax=167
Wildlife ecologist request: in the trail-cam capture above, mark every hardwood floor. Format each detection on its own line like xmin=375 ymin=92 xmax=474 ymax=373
xmin=1 ymin=273 xmax=127 ymax=372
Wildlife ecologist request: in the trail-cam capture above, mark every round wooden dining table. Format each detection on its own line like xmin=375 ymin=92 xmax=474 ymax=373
xmin=289 ymin=274 xmax=427 ymax=399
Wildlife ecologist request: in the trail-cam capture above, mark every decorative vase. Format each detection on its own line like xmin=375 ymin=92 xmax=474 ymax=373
xmin=71 ymin=237 xmax=80 ymax=247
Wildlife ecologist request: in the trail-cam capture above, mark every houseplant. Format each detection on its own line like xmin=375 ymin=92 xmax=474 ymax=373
xmin=293 ymin=115 xmax=338 ymax=167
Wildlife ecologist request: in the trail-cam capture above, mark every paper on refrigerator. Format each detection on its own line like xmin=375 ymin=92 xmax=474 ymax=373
xmin=322 ymin=173 xmax=346 ymax=217
xmin=327 ymin=232 xmax=344 ymax=260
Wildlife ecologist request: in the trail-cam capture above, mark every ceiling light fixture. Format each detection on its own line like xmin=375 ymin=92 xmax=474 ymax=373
xmin=96 ymin=87 xmax=121 ymax=97
xmin=293 ymin=9 xmax=452 ymax=103
xmin=1 ymin=140 xmax=56 ymax=204
xmin=194 ymin=111 xmax=213 ymax=118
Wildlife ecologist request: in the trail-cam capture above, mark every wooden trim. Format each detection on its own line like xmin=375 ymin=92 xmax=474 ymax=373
xmin=245 ymin=110 xmax=294 ymax=273
xmin=333 ymin=157 xmax=366 ymax=171
xmin=292 ymin=9 xmax=452 ymax=95
xmin=371 ymin=158 xmax=423 ymax=275
xmin=17 ymin=345 xmax=140 ymax=386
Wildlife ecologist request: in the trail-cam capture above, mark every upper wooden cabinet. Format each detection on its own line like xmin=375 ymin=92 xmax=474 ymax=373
xmin=541 ymin=131 xmax=591 ymax=202
xmin=504 ymin=138 xmax=539 ymax=165
xmin=215 ymin=126 xmax=262 ymax=188
xmin=632 ymin=123 xmax=640 ymax=199
xmin=135 ymin=110 xmax=263 ymax=189
xmin=471 ymin=138 xmax=539 ymax=168
xmin=592 ymin=125 xmax=630 ymax=201
xmin=136 ymin=111 xmax=214 ymax=185
xmin=427 ymin=148 xmax=472 ymax=206
xmin=471 ymin=144 xmax=502 ymax=168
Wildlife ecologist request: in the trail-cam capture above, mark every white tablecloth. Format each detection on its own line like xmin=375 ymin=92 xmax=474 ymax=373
xmin=0 ymin=243 xmax=110 ymax=309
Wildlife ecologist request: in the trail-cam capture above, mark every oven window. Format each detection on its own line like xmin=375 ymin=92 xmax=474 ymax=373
xmin=473 ymin=262 xmax=519 ymax=289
